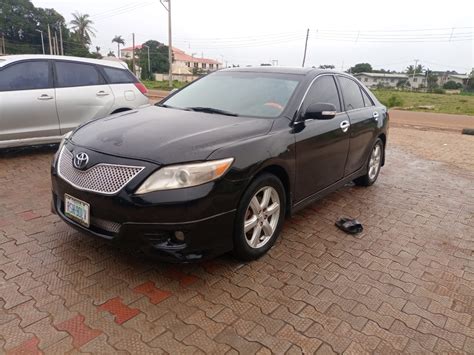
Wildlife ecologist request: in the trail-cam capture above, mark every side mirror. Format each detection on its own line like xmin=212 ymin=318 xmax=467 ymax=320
xmin=302 ymin=102 xmax=337 ymax=120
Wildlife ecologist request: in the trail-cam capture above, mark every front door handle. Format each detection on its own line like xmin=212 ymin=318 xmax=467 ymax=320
xmin=340 ymin=120 xmax=350 ymax=133
xmin=37 ymin=94 xmax=53 ymax=100
xmin=373 ymin=111 xmax=379 ymax=121
xmin=96 ymin=91 xmax=110 ymax=97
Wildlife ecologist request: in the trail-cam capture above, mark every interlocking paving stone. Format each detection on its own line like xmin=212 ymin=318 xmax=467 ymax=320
xmin=1 ymin=126 xmax=473 ymax=353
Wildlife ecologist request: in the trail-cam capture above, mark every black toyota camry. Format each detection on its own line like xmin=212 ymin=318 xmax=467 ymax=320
xmin=51 ymin=67 xmax=388 ymax=262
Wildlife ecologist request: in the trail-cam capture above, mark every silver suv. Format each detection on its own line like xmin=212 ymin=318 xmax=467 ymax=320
xmin=0 ymin=55 xmax=150 ymax=148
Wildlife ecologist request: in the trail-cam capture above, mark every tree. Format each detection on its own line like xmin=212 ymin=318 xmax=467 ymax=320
xmin=70 ymin=12 xmax=95 ymax=46
xmin=396 ymin=79 xmax=410 ymax=89
xmin=318 ymin=64 xmax=335 ymax=69
xmin=406 ymin=64 xmax=424 ymax=75
xmin=112 ymin=35 xmax=125 ymax=58
xmin=107 ymin=50 xmax=115 ymax=57
xmin=425 ymin=69 xmax=439 ymax=91
xmin=466 ymin=70 xmax=474 ymax=91
xmin=443 ymin=80 xmax=462 ymax=90
xmin=135 ymin=40 xmax=169 ymax=79
xmin=348 ymin=63 xmax=372 ymax=74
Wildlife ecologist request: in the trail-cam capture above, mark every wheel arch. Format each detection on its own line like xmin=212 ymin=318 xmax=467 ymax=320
xmin=377 ymin=133 xmax=387 ymax=166
xmin=251 ymin=164 xmax=292 ymax=217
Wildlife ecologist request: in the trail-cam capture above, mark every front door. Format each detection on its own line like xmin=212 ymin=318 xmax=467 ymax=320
xmin=54 ymin=60 xmax=114 ymax=134
xmin=294 ymin=75 xmax=350 ymax=202
xmin=0 ymin=60 xmax=60 ymax=143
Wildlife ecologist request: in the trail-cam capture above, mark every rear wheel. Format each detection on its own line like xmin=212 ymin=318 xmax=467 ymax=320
xmin=233 ymin=174 xmax=286 ymax=261
xmin=354 ymin=138 xmax=384 ymax=186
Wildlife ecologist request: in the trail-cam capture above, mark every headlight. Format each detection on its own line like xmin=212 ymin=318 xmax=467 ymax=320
xmin=58 ymin=131 xmax=72 ymax=152
xmin=135 ymin=158 xmax=234 ymax=194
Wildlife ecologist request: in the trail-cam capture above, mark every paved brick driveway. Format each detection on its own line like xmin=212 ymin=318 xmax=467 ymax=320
xmin=1 ymin=128 xmax=473 ymax=354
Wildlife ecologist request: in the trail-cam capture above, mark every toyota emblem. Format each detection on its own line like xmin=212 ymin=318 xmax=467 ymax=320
xmin=73 ymin=152 xmax=89 ymax=170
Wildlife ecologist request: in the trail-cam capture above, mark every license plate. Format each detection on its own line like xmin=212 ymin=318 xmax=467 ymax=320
xmin=64 ymin=194 xmax=90 ymax=227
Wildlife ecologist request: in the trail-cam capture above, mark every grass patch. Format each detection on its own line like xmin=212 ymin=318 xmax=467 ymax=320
xmin=372 ymin=89 xmax=474 ymax=115
xmin=142 ymin=80 xmax=187 ymax=90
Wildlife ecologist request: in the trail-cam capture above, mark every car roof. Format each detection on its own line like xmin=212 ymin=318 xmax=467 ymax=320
xmin=0 ymin=54 xmax=128 ymax=69
xmin=219 ymin=66 xmax=349 ymax=78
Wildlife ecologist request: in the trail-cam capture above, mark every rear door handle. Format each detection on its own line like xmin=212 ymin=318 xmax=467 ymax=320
xmin=373 ymin=111 xmax=379 ymax=120
xmin=96 ymin=91 xmax=110 ymax=97
xmin=340 ymin=120 xmax=350 ymax=133
xmin=37 ymin=94 xmax=53 ymax=100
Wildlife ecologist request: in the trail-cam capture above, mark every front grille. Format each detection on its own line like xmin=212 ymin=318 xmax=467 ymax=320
xmin=58 ymin=147 xmax=145 ymax=195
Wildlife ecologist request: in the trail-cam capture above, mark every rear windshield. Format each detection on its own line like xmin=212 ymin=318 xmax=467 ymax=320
xmin=161 ymin=71 xmax=302 ymax=118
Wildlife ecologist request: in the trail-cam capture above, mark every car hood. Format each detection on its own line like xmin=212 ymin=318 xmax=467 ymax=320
xmin=71 ymin=105 xmax=273 ymax=165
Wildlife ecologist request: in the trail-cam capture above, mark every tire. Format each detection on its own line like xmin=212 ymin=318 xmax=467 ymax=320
xmin=354 ymin=138 xmax=384 ymax=187
xmin=232 ymin=173 xmax=286 ymax=261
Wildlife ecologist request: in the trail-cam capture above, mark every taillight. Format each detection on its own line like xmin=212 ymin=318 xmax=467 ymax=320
xmin=134 ymin=82 xmax=148 ymax=96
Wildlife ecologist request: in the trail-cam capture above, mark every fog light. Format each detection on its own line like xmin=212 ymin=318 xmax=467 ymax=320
xmin=174 ymin=231 xmax=185 ymax=242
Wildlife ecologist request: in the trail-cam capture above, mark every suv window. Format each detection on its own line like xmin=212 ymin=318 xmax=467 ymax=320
xmin=360 ymin=88 xmax=374 ymax=107
xmin=55 ymin=61 xmax=105 ymax=87
xmin=338 ymin=76 xmax=365 ymax=111
xmin=102 ymin=66 xmax=136 ymax=84
xmin=0 ymin=61 xmax=50 ymax=91
xmin=302 ymin=75 xmax=341 ymax=112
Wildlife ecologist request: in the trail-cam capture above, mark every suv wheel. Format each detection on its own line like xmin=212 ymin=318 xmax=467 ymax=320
xmin=233 ymin=173 xmax=286 ymax=260
xmin=354 ymin=138 xmax=384 ymax=186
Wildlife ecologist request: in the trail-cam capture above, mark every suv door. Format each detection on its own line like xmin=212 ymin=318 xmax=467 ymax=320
xmin=337 ymin=76 xmax=379 ymax=175
xmin=294 ymin=75 xmax=350 ymax=202
xmin=54 ymin=60 xmax=114 ymax=134
xmin=0 ymin=60 xmax=60 ymax=144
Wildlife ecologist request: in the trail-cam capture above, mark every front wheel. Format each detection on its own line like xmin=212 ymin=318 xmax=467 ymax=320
xmin=354 ymin=138 xmax=384 ymax=186
xmin=232 ymin=173 xmax=286 ymax=261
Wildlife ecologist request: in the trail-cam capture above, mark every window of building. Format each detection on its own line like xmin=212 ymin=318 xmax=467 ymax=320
xmin=186 ymin=62 xmax=190 ymax=67
xmin=194 ymin=62 xmax=199 ymax=68
xmin=364 ymin=78 xmax=368 ymax=82
xmin=202 ymin=63 xmax=207 ymax=69
xmin=413 ymin=78 xmax=418 ymax=82
xmin=209 ymin=64 xmax=214 ymax=69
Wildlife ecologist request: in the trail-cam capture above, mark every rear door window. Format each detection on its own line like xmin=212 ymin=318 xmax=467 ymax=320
xmin=0 ymin=61 xmax=50 ymax=91
xmin=102 ymin=67 xmax=136 ymax=84
xmin=338 ymin=76 xmax=365 ymax=111
xmin=55 ymin=61 xmax=105 ymax=88
xmin=360 ymin=88 xmax=374 ymax=107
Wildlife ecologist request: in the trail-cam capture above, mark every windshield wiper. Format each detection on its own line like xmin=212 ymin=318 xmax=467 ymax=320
xmin=157 ymin=103 xmax=191 ymax=111
xmin=186 ymin=107 xmax=239 ymax=116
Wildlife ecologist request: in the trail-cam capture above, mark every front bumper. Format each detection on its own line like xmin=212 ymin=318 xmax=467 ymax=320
xmin=51 ymin=147 xmax=245 ymax=262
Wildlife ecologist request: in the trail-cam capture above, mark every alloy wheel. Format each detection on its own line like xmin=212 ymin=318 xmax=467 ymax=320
xmin=368 ymin=144 xmax=382 ymax=180
xmin=243 ymin=186 xmax=280 ymax=249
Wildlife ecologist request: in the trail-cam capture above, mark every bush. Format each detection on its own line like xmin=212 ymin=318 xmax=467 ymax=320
xmin=443 ymin=80 xmax=463 ymax=90
xmin=386 ymin=95 xmax=404 ymax=108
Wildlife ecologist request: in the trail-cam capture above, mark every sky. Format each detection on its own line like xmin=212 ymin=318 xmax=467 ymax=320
xmin=32 ymin=0 xmax=474 ymax=73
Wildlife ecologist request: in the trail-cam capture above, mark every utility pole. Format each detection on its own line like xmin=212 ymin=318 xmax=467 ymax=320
xmin=47 ymin=24 xmax=53 ymax=55
xmin=143 ymin=44 xmax=151 ymax=76
xmin=302 ymin=28 xmax=309 ymax=67
xmin=160 ymin=0 xmax=173 ymax=88
xmin=412 ymin=59 xmax=419 ymax=90
xmin=59 ymin=25 xmax=64 ymax=55
xmin=35 ymin=30 xmax=45 ymax=54
xmin=132 ymin=33 xmax=136 ymax=76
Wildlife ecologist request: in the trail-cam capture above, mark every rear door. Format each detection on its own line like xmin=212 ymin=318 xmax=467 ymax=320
xmin=294 ymin=75 xmax=350 ymax=201
xmin=0 ymin=60 xmax=60 ymax=143
xmin=54 ymin=60 xmax=114 ymax=134
xmin=336 ymin=76 xmax=378 ymax=175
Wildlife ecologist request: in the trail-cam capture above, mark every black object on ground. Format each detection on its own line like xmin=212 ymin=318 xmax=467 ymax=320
xmin=461 ymin=128 xmax=474 ymax=136
xmin=335 ymin=217 xmax=364 ymax=235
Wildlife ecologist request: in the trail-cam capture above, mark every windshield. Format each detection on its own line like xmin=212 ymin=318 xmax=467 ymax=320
xmin=160 ymin=71 xmax=302 ymax=118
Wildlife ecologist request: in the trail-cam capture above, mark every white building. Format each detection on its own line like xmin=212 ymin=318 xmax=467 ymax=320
xmin=354 ymin=73 xmax=408 ymax=88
